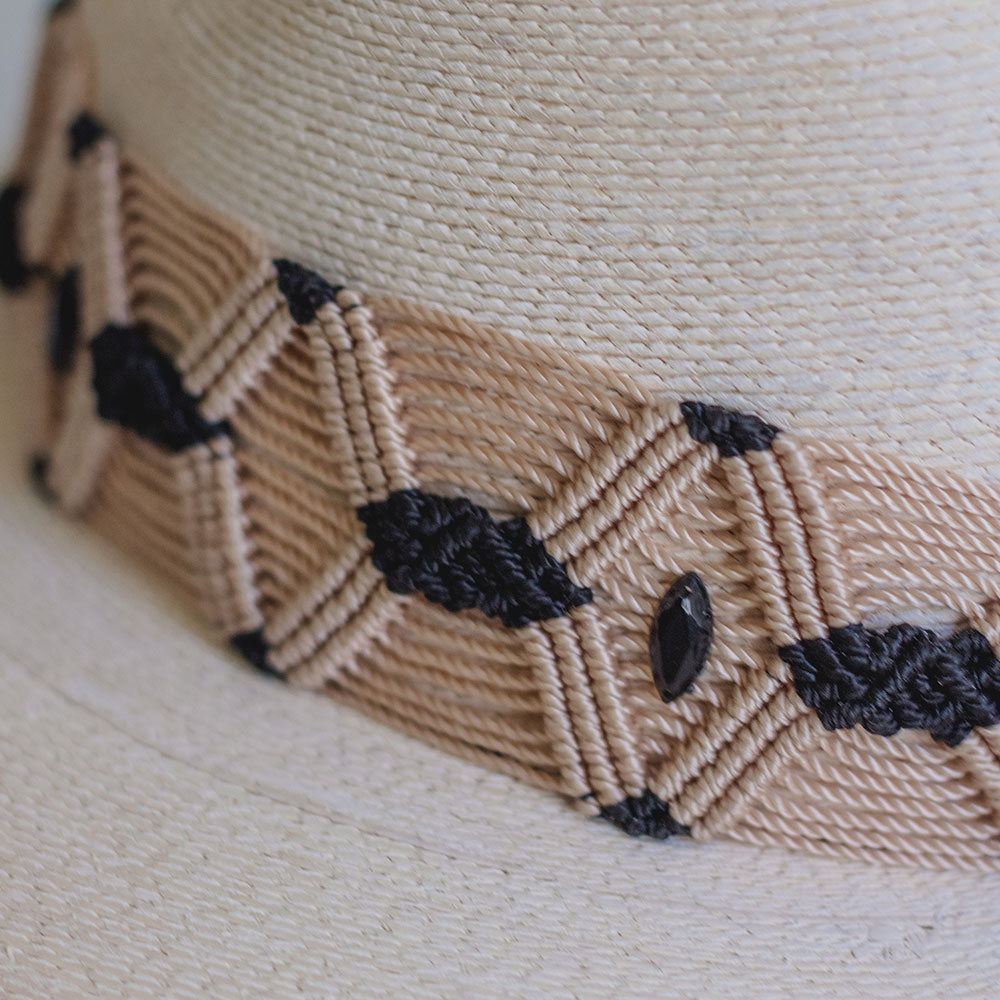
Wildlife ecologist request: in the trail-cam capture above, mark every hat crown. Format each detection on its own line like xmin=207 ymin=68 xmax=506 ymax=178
xmin=82 ymin=0 xmax=1000 ymax=479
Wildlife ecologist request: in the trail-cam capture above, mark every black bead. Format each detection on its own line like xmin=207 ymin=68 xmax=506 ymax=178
xmin=0 ymin=183 xmax=30 ymax=292
xmin=649 ymin=572 xmax=713 ymax=703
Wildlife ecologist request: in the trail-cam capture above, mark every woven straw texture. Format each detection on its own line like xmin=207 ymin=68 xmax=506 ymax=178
xmin=82 ymin=0 xmax=1000 ymax=480
xmin=11 ymin=4 xmax=1000 ymax=872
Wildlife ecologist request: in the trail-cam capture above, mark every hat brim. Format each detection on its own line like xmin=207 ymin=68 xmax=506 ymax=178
xmin=1 ymin=310 xmax=998 ymax=1000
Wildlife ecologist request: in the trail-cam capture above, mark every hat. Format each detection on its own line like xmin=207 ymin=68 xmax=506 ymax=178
xmin=3 ymin=1 xmax=1000 ymax=995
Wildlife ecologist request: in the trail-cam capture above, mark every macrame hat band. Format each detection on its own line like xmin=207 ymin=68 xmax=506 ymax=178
xmin=8 ymin=2 xmax=1000 ymax=872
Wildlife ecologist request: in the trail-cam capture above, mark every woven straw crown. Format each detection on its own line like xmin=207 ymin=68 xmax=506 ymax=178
xmin=82 ymin=0 xmax=1000 ymax=479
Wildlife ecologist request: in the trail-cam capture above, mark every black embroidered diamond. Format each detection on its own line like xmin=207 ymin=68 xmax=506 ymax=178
xmin=600 ymin=789 xmax=690 ymax=840
xmin=68 ymin=111 xmax=108 ymax=161
xmin=681 ymin=400 xmax=780 ymax=458
xmin=49 ymin=267 xmax=79 ymax=373
xmin=358 ymin=489 xmax=592 ymax=628
xmin=90 ymin=323 xmax=227 ymax=451
xmin=274 ymin=258 xmax=343 ymax=325
xmin=231 ymin=629 xmax=282 ymax=679
xmin=782 ymin=622 xmax=1000 ymax=747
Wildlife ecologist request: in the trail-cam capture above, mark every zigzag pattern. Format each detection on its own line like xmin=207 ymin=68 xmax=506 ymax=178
xmin=10 ymin=6 xmax=1000 ymax=870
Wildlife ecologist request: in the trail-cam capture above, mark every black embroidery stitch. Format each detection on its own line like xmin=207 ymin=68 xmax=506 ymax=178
xmin=600 ymin=789 xmax=690 ymax=839
xmin=357 ymin=489 xmax=592 ymax=628
xmin=69 ymin=111 xmax=107 ymax=161
xmin=782 ymin=622 xmax=1000 ymax=747
xmin=231 ymin=629 xmax=282 ymax=678
xmin=681 ymin=400 xmax=780 ymax=458
xmin=274 ymin=258 xmax=343 ymax=325
xmin=0 ymin=183 xmax=30 ymax=292
xmin=90 ymin=323 xmax=227 ymax=451
xmin=28 ymin=453 xmax=56 ymax=503
xmin=49 ymin=267 xmax=79 ymax=373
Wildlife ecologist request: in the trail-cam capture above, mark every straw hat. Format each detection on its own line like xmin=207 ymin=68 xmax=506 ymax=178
xmin=4 ymin=1 xmax=1000 ymax=995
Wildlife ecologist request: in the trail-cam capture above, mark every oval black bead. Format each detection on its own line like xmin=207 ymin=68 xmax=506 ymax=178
xmin=649 ymin=572 xmax=714 ymax=703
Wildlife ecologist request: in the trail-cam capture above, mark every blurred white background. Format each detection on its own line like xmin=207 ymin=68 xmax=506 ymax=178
xmin=0 ymin=2 xmax=50 ymax=168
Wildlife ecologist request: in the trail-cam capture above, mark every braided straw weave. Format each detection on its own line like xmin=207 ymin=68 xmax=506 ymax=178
xmin=9 ymin=3 xmax=1000 ymax=871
